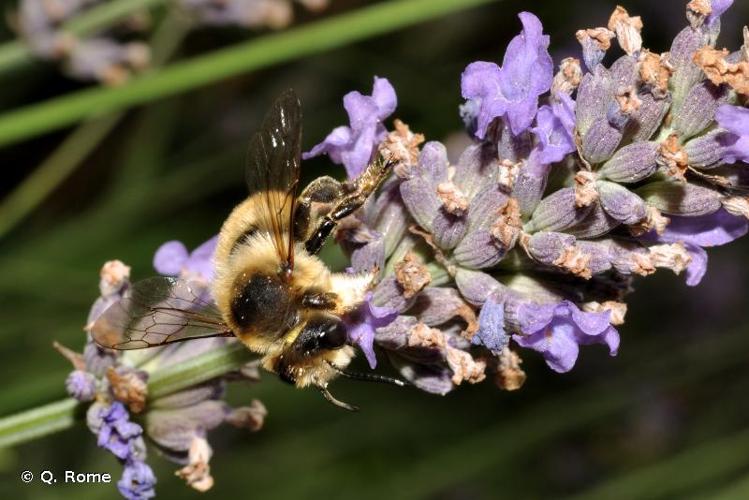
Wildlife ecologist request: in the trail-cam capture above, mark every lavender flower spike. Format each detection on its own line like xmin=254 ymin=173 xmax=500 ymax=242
xmin=714 ymin=105 xmax=749 ymax=164
xmin=461 ymin=12 xmax=553 ymax=138
xmin=304 ymin=77 xmax=397 ymax=178
xmin=513 ymin=301 xmax=619 ymax=373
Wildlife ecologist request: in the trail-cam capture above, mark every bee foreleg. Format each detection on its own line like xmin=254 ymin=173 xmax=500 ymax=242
xmin=301 ymin=291 xmax=339 ymax=310
xmin=304 ymin=156 xmax=395 ymax=255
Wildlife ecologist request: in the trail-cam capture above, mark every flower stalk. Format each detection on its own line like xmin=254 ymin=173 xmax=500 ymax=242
xmin=0 ymin=341 xmax=255 ymax=449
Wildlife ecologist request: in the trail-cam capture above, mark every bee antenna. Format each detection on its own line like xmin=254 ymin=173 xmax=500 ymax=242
xmin=318 ymin=385 xmax=359 ymax=412
xmin=326 ymin=361 xmax=406 ymax=387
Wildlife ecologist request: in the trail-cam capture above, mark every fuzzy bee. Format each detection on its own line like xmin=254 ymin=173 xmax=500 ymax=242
xmin=91 ymin=90 xmax=401 ymax=410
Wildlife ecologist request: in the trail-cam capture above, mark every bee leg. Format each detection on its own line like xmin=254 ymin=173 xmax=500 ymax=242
xmin=301 ymin=291 xmax=339 ymax=310
xmin=304 ymin=157 xmax=394 ymax=255
xmin=294 ymin=176 xmax=345 ymax=242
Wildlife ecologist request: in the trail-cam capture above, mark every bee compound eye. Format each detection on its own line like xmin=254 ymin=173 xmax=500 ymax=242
xmin=318 ymin=320 xmax=347 ymax=350
xmin=297 ymin=318 xmax=347 ymax=353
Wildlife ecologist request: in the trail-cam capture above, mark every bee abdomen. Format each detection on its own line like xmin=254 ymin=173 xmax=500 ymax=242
xmin=230 ymin=273 xmax=292 ymax=337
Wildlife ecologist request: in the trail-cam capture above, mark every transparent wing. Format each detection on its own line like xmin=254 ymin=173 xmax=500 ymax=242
xmin=245 ymin=89 xmax=302 ymax=271
xmin=91 ymin=277 xmax=234 ymax=350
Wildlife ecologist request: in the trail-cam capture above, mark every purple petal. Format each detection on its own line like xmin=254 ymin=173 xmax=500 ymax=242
xmin=715 ymin=105 xmax=749 ymax=164
xmin=516 ymin=301 xmax=556 ymax=335
xmin=684 ymin=242 xmax=708 ymax=287
xmin=460 ymin=12 xmax=552 ymax=138
xmin=304 ymin=77 xmax=397 ymax=178
xmin=461 ymin=61 xmax=505 ymax=139
xmin=513 ymin=324 xmax=580 ymax=373
xmin=660 ymin=208 xmax=748 ymax=247
xmin=344 ymin=91 xmax=381 ymax=131
xmin=371 ymin=77 xmax=397 ymax=119
xmin=575 ymin=325 xmax=620 ymax=356
xmin=530 ymin=94 xmax=576 ymax=164
xmin=569 ymin=303 xmax=611 ymax=336
xmin=185 ymin=235 xmax=218 ymax=281
xmin=153 ymin=241 xmax=188 ymax=276
xmin=707 ymin=0 xmax=734 ymax=25
xmin=345 ymin=296 xmax=398 ymax=369
xmin=302 ymin=126 xmax=352 ymax=164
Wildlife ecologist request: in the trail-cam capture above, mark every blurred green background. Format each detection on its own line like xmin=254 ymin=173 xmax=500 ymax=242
xmin=1 ymin=0 xmax=749 ymax=498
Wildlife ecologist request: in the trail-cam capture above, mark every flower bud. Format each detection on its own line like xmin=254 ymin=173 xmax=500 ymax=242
xmin=575 ymin=240 xmax=614 ymax=274
xmin=453 ymin=230 xmax=506 ymax=269
xmin=455 ymin=268 xmax=510 ymax=306
xmin=528 ymin=187 xmax=593 ymax=232
xmin=576 ymin=65 xmax=613 ymax=136
xmin=400 ymin=176 xmax=441 ymax=231
xmin=672 ymin=81 xmax=728 ymax=139
xmin=454 ymin=142 xmax=500 ymax=200
xmin=431 ymin=211 xmax=467 ymax=250
xmin=669 ymin=26 xmax=709 ymax=110
xmin=582 ymin=118 xmax=623 ymax=164
xmin=598 ymin=141 xmax=659 ymax=183
xmin=636 ymin=181 xmax=723 ymax=216
xmin=372 ymin=277 xmax=417 ymax=312
xmin=566 ymin=202 xmax=621 ymax=238
xmin=684 ymin=128 xmax=728 ymax=168
xmin=576 ymin=28 xmax=615 ymax=70
xmin=597 ymin=180 xmax=647 ymax=224
xmin=627 ymin=92 xmax=671 ymax=141
xmin=513 ymin=159 xmax=550 ymax=217
xmin=527 ymin=231 xmax=592 ymax=279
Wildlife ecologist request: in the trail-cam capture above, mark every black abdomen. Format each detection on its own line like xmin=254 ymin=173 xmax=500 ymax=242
xmin=230 ymin=273 xmax=294 ymax=338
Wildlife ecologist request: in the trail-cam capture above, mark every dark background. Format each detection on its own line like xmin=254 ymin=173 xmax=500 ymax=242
xmin=1 ymin=0 xmax=749 ymax=498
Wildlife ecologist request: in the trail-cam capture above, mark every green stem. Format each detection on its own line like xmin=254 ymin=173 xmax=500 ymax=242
xmin=0 ymin=0 xmax=498 ymax=147
xmin=0 ymin=398 xmax=79 ymax=448
xmin=148 ymin=341 xmax=254 ymax=399
xmin=0 ymin=341 xmax=254 ymax=448
xmin=0 ymin=0 xmax=170 ymax=74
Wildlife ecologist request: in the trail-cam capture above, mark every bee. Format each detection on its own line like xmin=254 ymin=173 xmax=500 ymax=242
xmin=91 ymin=90 xmax=402 ymax=410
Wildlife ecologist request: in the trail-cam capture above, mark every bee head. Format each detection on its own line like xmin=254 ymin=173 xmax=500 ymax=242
xmin=294 ymin=313 xmax=347 ymax=355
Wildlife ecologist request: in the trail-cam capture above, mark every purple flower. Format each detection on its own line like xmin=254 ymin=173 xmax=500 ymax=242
xmin=472 ymin=297 xmax=508 ymax=352
xmin=65 ymin=370 xmax=97 ymax=402
xmin=153 ymin=235 xmax=218 ymax=282
xmin=345 ymin=294 xmax=398 ymax=368
xmin=654 ymin=208 xmax=748 ymax=286
xmin=118 ymin=460 xmax=156 ymax=500
xmin=530 ymin=93 xmax=576 ymax=164
xmin=303 ymin=77 xmax=397 ymax=178
xmin=513 ymin=300 xmax=619 ymax=373
xmin=96 ymin=402 xmax=144 ymax=460
xmin=706 ymin=0 xmax=734 ymax=26
xmin=714 ymin=105 xmax=749 ymax=165
xmin=461 ymin=12 xmax=553 ymax=138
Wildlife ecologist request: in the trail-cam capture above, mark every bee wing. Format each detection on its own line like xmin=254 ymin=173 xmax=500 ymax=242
xmin=245 ymin=89 xmax=302 ymax=271
xmin=91 ymin=277 xmax=234 ymax=350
